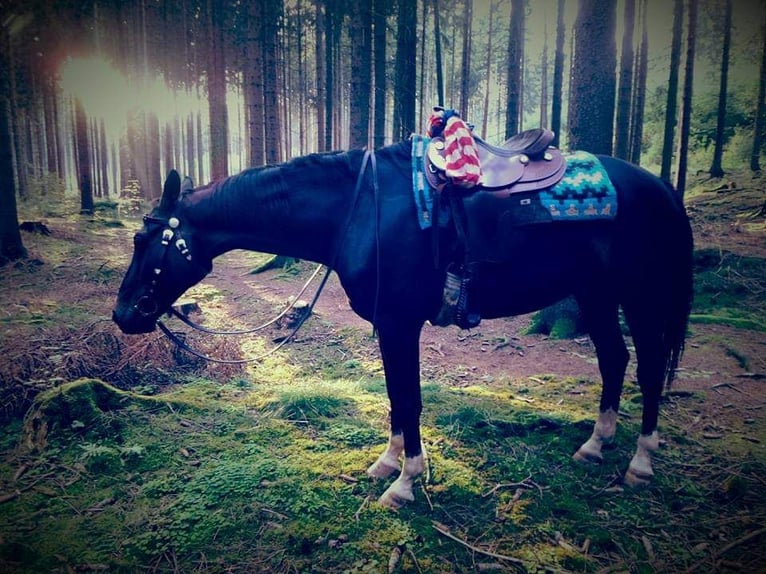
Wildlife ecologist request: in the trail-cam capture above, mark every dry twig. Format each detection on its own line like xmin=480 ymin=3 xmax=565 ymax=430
xmin=431 ymin=521 xmax=525 ymax=567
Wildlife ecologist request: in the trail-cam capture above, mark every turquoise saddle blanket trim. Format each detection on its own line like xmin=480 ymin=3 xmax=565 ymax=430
xmin=411 ymin=135 xmax=437 ymax=230
xmin=540 ymin=150 xmax=618 ymax=220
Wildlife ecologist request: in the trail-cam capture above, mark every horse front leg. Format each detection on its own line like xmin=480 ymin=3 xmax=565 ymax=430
xmin=367 ymin=320 xmax=426 ymax=509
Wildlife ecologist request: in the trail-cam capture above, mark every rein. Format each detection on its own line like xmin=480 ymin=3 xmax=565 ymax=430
xmin=167 ymin=262 xmax=325 ymax=335
xmin=157 ymin=266 xmax=332 ymax=364
xmin=155 ymin=149 xmax=378 ymax=364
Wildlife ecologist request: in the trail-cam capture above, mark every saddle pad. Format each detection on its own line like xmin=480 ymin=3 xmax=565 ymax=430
xmin=412 ymin=135 xmax=451 ymax=229
xmin=411 ymin=135 xmax=433 ymax=229
xmin=540 ymin=150 xmax=617 ymax=220
xmin=412 ymin=141 xmax=617 ymax=229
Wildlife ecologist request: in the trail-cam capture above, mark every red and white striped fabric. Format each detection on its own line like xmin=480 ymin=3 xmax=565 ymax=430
xmin=441 ymin=116 xmax=482 ymax=188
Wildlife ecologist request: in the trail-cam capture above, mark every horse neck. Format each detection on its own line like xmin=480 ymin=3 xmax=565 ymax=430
xmin=183 ymin=151 xmax=361 ymax=265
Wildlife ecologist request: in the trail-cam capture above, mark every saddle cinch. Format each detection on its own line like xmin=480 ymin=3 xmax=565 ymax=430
xmin=424 ymin=127 xmax=566 ymax=196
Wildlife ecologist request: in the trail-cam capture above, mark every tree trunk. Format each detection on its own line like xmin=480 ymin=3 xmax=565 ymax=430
xmin=614 ymin=0 xmax=635 ymax=160
xmin=539 ymin=15 xmax=549 ymax=128
xmin=7 ymin=39 xmax=26 ymax=197
xmin=481 ymin=0 xmax=497 ymax=138
xmin=163 ymin=123 xmax=174 ymax=180
xmin=185 ymin=114 xmax=196 ymax=180
xmin=245 ymin=0 xmax=265 ymax=166
xmin=43 ymin=76 xmax=59 ymax=176
xmin=296 ymin=0 xmax=307 ymax=156
xmin=628 ymin=0 xmax=648 ymax=165
xmin=91 ymin=117 xmax=100 ymax=198
xmin=349 ymin=0 xmax=372 ymax=149
xmin=418 ymin=0 xmax=427 ymax=129
xmin=207 ymin=0 xmax=229 ymax=180
xmin=568 ymin=0 xmax=617 ymax=155
xmin=99 ymin=118 xmax=109 ymax=198
xmin=675 ymin=0 xmax=698 ymax=199
xmin=146 ymin=112 xmax=161 ymax=196
xmin=315 ymin=0 xmax=326 ymax=152
xmin=373 ymin=0 xmax=388 ymax=148
xmin=661 ymin=0 xmax=683 ymax=181
xmin=551 ymin=0 xmax=565 ymax=147
xmin=393 ymin=0 xmax=417 ymax=141
xmin=0 ymin=32 xmax=26 ymax=266
xmin=751 ymin=10 xmax=766 ymax=172
xmin=433 ymin=0 xmax=445 ymax=107
xmin=709 ymin=0 xmax=732 ymax=178
xmin=459 ymin=0 xmax=473 ymax=119
xmin=74 ymin=98 xmax=94 ymax=215
xmin=505 ymin=0 xmax=525 ymax=139
xmin=324 ymin=0 xmax=335 ymax=151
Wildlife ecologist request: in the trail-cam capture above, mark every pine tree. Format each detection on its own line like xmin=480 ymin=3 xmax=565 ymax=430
xmin=568 ymin=0 xmax=617 ymax=154
xmin=0 ymin=19 xmax=26 ymax=265
xmin=709 ymin=0 xmax=732 ymax=178
xmin=661 ymin=0 xmax=683 ymax=181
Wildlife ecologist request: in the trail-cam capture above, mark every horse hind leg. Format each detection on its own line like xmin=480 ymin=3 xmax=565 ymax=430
xmin=574 ymin=300 xmax=630 ymax=465
xmin=623 ymin=322 xmax=667 ymax=487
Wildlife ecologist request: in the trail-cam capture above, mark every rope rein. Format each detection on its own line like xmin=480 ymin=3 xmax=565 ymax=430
xmin=157 ymin=266 xmax=332 ymax=364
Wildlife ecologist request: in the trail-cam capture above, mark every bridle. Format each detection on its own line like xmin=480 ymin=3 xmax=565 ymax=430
xmin=133 ymin=214 xmax=211 ymax=319
xmin=137 ymin=149 xmax=379 ymax=364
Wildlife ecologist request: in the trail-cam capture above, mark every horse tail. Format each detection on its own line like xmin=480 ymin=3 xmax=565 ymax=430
xmin=662 ymin=181 xmax=694 ymax=389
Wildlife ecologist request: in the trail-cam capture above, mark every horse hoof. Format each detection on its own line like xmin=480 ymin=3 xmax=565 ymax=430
xmin=367 ymin=459 xmax=399 ymax=479
xmin=573 ymin=449 xmax=603 ymax=465
xmin=624 ymin=467 xmax=653 ymax=488
xmin=378 ymin=488 xmax=412 ymax=510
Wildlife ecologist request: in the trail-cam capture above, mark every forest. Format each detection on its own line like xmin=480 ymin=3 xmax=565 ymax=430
xmin=0 ymin=0 xmax=765 ymax=259
xmin=0 ymin=0 xmax=765 ymax=573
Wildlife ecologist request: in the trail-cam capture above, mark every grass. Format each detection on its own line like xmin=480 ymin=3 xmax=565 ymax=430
xmin=690 ymin=248 xmax=766 ymax=332
xmin=2 ymin=369 xmax=764 ymax=573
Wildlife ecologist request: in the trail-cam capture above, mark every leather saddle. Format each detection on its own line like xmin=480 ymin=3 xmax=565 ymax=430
xmin=425 ymin=128 xmax=566 ymax=196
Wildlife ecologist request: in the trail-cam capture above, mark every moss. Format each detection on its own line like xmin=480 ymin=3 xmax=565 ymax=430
xmin=689 ymin=313 xmax=765 ymax=331
xmin=2 ymin=358 xmax=763 ymax=573
xmin=525 ymin=297 xmax=586 ymax=339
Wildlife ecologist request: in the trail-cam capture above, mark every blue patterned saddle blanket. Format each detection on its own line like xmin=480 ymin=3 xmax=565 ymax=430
xmin=411 ymin=137 xmax=618 ymax=230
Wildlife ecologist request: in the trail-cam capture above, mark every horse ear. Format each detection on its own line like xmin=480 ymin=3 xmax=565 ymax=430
xmin=159 ymin=170 xmax=181 ymax=213
xmin=181 ymin=176 xmax=194 ymax=194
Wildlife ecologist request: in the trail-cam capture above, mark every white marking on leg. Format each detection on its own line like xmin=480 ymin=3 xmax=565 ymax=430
xmin=378 ymin=453 xmax=426 ymax=509
xmin=367 ymin=433 xmax=404 ymax=479
xmin=574 ymin=408 xmax=618 ymax=464
xmin=625 ymin=430 xmax=659 ymax=487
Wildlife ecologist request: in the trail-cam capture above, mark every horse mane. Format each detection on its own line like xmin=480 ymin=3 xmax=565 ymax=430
xmin=182 ymin=149 xmax=357 ymax=228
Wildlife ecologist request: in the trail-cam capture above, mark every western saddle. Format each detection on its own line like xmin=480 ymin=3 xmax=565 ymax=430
xmin=424 ymin=127 xmax=565 ymax=195
xmin=424 ymin=128 xmax=566 ymax=330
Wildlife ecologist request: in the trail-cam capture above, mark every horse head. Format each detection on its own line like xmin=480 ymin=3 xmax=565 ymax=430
xmin=113 ymin=170 xmax=212 ymax=334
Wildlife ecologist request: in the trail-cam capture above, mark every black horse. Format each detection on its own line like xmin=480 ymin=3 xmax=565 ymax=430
xmin=113 ymin=138 xmax=693 ymax=508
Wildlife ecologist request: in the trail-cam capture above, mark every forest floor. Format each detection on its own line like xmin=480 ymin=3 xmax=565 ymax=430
xmin=0 ymin=170 xmax=764 ymax=573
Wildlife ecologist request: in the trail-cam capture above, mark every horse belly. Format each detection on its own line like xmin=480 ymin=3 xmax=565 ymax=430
xmin=474 ymin=225 xmax=612 ymax=318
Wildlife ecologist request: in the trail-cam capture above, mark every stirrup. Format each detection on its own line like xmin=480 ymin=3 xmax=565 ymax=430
xmin=456 ymin=263 xmax=481 ymax=329
xmin=430 ymin=269 xmax=461 ymax=327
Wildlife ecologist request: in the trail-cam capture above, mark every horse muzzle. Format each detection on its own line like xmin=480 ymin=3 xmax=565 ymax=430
xmin=112 ymin=299 xmax=161 ymax=334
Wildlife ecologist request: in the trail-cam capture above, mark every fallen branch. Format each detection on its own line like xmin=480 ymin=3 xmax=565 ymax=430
xmin=483 ymin=474 xmax=545 ymax=497
xmin=431 ymin=521 xmax=525 ymax=567
xmin=685 ymin=526 xmax=766 ymax=573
